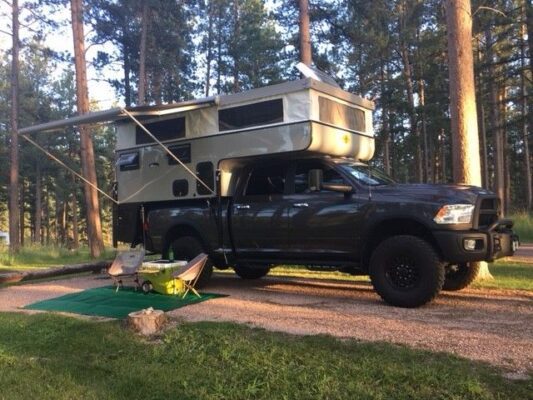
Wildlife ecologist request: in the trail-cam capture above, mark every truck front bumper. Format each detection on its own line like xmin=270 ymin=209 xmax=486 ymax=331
xmin=433 ymin=219 xmax=519 ymax=263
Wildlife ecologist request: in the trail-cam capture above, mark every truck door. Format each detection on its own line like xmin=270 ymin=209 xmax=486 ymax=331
xmin=231 ymin=162 xmax=291 ymax=260
xmin=287 ymin=160 xmax=362 ymax=262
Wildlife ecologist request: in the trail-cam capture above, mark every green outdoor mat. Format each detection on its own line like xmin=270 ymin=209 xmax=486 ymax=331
xmin=24 ymin=286 xmax=223 ymax=319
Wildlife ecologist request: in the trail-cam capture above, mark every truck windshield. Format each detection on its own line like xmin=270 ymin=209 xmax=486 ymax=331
xmin=338 ymin=163 xmax=395 ymax=186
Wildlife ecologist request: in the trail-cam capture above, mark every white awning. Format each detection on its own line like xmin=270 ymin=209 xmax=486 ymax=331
xmin=19 ymin=96 xmax=219 ymax=135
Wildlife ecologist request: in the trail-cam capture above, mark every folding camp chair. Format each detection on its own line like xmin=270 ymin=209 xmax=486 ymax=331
xmin=172 ymin=253 xmax=208 ymax=298
xmin=107 ymin=249 xmax=146 ymax=291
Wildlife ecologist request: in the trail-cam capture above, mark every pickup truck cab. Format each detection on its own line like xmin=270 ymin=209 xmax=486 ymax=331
xmin=145 ymin=154 xmax=518 ymax=308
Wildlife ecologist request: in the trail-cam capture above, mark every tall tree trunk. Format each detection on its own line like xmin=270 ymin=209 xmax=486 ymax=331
xmin=418 ymin=77 xmax=429 ymax=182
xmin=71 ymin=0 xmax=104 ymax=257
xmin=153 ymin=70 xmax=162 ymax=105
xmin=19 ymin=179 xmax=24 ymax=246
xmin=445 ymin=0 xmax=490 ymax=280
xmin=71 ymin=184 xmax=79 ymax=249
xmin=9 ymin=0 xmax=20 ymax=254
xmin=299 ymin=0 xmax=312 ymax=65
xmin=122 ymin=37 xmax=132 ymax=107
xmin=216 ymin=2 xmax=222 ymax=94
xmin=44 ymin=180 xmax=50 ymax=245
xmin=380 ymin=58 xmax=391 ymax=175
xmin=205 ymin=0 xmax=214 ymax=97
xmin=521 ymin=5 xmax=532 ymax=210
xmin=138 ymin=2 xmax=149 ymax=105
xmin=400 ymin=45 xmax=421 ymax=182
xmin=500 ymin=86 xmax=511 ymax=213
xmin=527 ymin=0 xmax=533 ymax=78
xmin=34 ymin=165 xmax=42 ymax=244
xmin=232 ymin=0 xmax=240 ymax=93
xmin=486 ymin=27 xmax=505 ymax=215
xmin=475 ymin=41 xmax=489 ymax=189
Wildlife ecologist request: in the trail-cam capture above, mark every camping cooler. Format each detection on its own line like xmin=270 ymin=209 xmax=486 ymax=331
xmin=139 ymin=260 xmax=187 ymax=295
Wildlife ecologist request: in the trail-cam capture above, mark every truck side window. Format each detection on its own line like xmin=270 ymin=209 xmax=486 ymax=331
xmin=294 ymin=162 xmax=346 ymax=194
xmin=245 ymin=165 xmax=286 ymax=196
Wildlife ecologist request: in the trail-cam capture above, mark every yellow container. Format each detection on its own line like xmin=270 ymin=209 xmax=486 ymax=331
xmin=139 ymin=260 xmax=186 ymax=295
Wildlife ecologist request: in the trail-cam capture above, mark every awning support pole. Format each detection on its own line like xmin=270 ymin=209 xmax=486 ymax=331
xmin=20 ymin=133 xmax=119 ymax=205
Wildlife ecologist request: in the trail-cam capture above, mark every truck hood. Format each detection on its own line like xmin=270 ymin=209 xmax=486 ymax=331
xmin=371 ymin=184 xmax=494 ymax=205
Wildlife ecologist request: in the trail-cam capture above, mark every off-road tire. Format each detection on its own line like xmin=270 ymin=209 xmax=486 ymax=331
xmin=442 ymin=262 xmax=480 ymax=291
xmin=234 ymin=264 xmax=270 ymax=280
xmin=170 ymin=236 xmax=213 ymax=288
xmin=369 ymin=235 xmax=445 ymax=308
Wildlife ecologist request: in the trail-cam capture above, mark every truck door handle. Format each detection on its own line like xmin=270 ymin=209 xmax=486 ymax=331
xmin=235 ymin=204 xmax=250 ymax=210
xmin=293 ymin=203 xmax=309 ymax=208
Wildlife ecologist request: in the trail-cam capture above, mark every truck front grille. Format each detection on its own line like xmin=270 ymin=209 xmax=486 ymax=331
xmin=476 ymin=197 xmax=500 ymax=229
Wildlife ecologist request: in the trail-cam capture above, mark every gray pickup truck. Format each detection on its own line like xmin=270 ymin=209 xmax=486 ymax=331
xmin=121 ymin=155 xmax=518 ymax=308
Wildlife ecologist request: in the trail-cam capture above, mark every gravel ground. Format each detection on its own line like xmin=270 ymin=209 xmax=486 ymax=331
xmin=1 ymin=272 xmax=531 ymax=374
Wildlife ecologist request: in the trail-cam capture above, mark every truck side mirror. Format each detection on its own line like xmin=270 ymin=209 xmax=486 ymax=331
xmin=308 ymin=169 xmax=323 ymax=192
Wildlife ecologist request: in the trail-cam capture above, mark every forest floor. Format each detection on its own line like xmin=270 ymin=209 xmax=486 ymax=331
xmin=1 ymin=270 xmax=531 ymax=375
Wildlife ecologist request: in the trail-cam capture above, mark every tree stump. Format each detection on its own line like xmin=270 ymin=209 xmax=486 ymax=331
xmin=127 ymin=308 xmax=167 ymax=336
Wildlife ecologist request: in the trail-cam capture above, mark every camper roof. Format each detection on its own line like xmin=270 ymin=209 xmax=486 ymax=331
xmin=19 ymin=78 xmax=374 ymax=135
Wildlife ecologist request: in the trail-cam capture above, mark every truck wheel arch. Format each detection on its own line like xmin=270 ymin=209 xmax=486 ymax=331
xmin=162 ymin=224 xmax=211 ymax=259
xmin=361 ymin=218 xmax=440 ymax=271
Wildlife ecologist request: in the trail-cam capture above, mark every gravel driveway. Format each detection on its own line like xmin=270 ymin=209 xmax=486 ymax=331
xmin=1 ymin=272 xmax=531 ymax=373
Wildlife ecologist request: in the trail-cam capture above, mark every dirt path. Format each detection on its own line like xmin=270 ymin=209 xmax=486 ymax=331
xmin=513 ymin=243 xmax=533 ymax=264
xmin=1 ymin=273 xmax=531 ymax=373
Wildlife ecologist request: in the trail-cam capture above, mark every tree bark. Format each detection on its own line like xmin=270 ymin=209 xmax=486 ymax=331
xmin=486 ymin=27 xmax=505 ymax=216
xmin=138 ymin=1 xmax=149 ymax=105
xmin=475 ymin=41 xmax=489 ymax=189
xmin=232 ymin=0 xmax=240 ymax=93
xmin=71 ymin=0 xmax=104 ymax=257
xmin=19 ymin=179 xmax=24 ymax=246
xmin=380 ymin=58 xmax=391 ymax=175
xmin=9 ymin=0 xmax=20 ymax=254
xmin=445 ymin=0 xmax=491 ymax=280
xmin=521 ymin=4 xmax=532 ymax=210
xmin=205 ymin=0 xmax=214 ymax=97
xmin=122 ymin=34 xmax=132 ymax=107
xmin=299 ymin=0 xmax=312 ymax=66
xmin=34 ymin=165 xmax=42 ymax=244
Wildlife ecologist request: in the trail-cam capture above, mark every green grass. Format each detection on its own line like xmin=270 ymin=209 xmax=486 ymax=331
xmin=256 ymin=260 xmax=533 ymax=292
xmin=510 ymin=212 xmax=533 ymax=243
xmin=471 ymin=261 xmax=533 ymax=291
xmin=0 ymin=313 xmax=530 ymax=400
xmin=0 ymin=244 xmax=114 ymax=270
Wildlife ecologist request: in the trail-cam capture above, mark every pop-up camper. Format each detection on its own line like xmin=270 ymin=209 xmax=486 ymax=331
xmin=114 ymin=77 xmax=375 ymax=204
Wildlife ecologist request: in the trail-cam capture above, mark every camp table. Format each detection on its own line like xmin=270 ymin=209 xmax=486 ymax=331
xmin=138 ymin=260 xmax=187 ymax=295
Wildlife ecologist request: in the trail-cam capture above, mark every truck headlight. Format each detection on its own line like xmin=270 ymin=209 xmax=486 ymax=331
xmin=433 ymin=204 xmax=475 ymax=224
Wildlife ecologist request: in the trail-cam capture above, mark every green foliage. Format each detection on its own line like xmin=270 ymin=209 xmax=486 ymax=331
xmin=0 ymin=244 xmax=113 ymax=269
xmin=0 ymin=313 xmax=530 ymax=399
xmin=510 ymin=212 xmax=533 ymax=243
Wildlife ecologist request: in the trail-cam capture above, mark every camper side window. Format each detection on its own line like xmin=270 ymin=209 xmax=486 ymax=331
xmin=319 ymin=97 xmax=366 ymax=133
xmin=136 ymin=117 xmax=186 ymax=145
xmin=218 ymin=99 xmax=283 ymax=131
xmin=244 ymin=165 xmax=286 ymax=196
xmin=117 ymin=152 xmax=140 ymax=171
